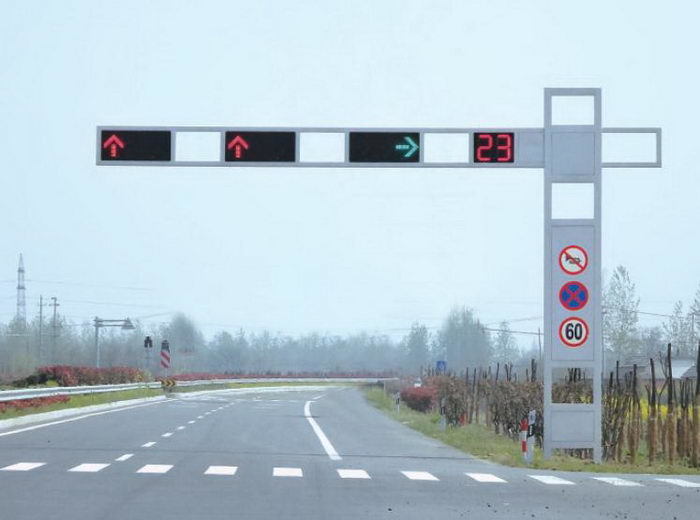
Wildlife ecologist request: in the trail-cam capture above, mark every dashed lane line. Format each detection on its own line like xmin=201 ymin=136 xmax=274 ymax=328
xmin=141 ymin=442 xmax=156 ymax=448
xmin=69 ymin=463 xmax=110 ymax=473
xmin=402 ymin=471 xmax=439 ymax=481
xmin=466 ymin=473 xmax=507 ymax=483
xmin=137 ymin=464 xmax=173 ymax=474
xmin=115 ymin=454 xmax=133 ymax=462
xmin=273 ymin=467 xmax=303 ymax=477
xmin=593 ymin=477 xmax=643 ymax=487
xmin=0 ymin=462 xmax=46 ymax=471
xmin=205 ymin=465 xmax=238 ymax=476
xmin=161 ymin=432 xmax=173 ymax=438
xmin=655 ymin=478 xmax=700 ymax=488
xmin=529 ymin=475 xmax=575 ymax=485
xmin=337 ymin=469 xmax=371 ymax=479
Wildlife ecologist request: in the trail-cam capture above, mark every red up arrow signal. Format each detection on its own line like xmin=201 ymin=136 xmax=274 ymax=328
xmin=103 ymin=134 xmax=125 ymax=158
xmin=227 ymin=135 xmax=250 ymax=159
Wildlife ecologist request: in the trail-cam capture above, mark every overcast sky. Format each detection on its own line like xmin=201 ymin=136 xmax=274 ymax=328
xmin=1 ymin=1 xmax=696 ymax=344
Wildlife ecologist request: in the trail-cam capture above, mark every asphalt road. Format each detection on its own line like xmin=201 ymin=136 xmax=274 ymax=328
xmin=0 ymin=385 xmax=697 ymax=520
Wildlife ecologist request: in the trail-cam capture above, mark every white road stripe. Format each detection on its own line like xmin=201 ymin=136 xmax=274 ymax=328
xmin=466 ymin=472 xmax=507 ymax=483
xmin=69 ymin=463 xmax=110 ymax=473
xmin=161 ymin=432 xmax=173 ymax=437
xmin=593 ymin=477 xmax=642 ymax=487
xmin=115 ymin=454 xmax=133 ymax=462
xmin=0 ymin=462 xmax=46 ymax=471
xmin=0 ymin=400 xmax=166 ymax=438
xmin=141 ymin=441 xmax=156 ymax=448
xmin=529 ymin=475 xmax=575 ymax=485
xmin=338 ymin=469 xmax=371 ymax=479
xmin=176 ymin=426 xmax=185 ymax=430
xmin=197 ymin=415 xmax=204 ymax=419
xmin=402 ymin=471 xmax=439 ymax=481
xmin=137 ymin=464 xmax=173 ymax=474
xmin=655 ymin=478 xmax=700 ymax=488
xmin=304 ymin=401 xmax=341 ymax=461
xmin=205 ymin=465 xmax=238 ymax=476
xmin=187 ymin=420 xmax=195 ymax=424
xmin=273 ymin=467 xmax=303 ymax=477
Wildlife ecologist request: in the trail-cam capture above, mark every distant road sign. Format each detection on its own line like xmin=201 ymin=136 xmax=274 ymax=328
xmin=224 ymin=131 xmax=295 ymax=162
xmin=100 ymin=130 xmax=171 ymax=161
xmin=558 ymin=245 xmax=588 ymax=275
xmin=559 ymin=282 xmax=589 ymax=311
xmin=436 ymin=360 xmax=447 ymax=373
xmin=558 ymin=317 xmax=589 ymax=348
xmin=349 ymin=132 xmax=420 ymax=163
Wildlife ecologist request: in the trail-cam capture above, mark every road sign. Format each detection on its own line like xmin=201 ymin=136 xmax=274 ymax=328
xmin=558 ymin=317 xmax=589 ymax=348
xmin=224 ymin=131 xmax=295 ymax=162
xmin=349 ymin=132 xmax=420 ymax=163
xmin=436 ymin=360 xmax=447 ymax=373
xmin=558 ymin=245 xmax=588 ymax=275
xmin=100 ymin=130 xmax=171 ymax=161
xmin=559 ymin=281 xmax=589 ymax=311
xmin=144 ymin=336 xmax=153 ymax=349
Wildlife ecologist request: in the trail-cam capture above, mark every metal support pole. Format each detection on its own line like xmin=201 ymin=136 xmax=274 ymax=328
xmin=94 ymin=318 xmax=101 ymax=368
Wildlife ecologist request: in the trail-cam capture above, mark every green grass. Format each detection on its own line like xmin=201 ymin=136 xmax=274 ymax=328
xmin=365 ymin=386 xmax=700 ymax=475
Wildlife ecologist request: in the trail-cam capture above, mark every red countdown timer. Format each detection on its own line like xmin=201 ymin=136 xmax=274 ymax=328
xmin=473 ymin=133 xmax=514 ymax=163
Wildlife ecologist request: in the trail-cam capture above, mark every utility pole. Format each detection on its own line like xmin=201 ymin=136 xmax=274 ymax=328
xmin=50 ymin=297 xmax=59 ymax=363
xmin=38 ymin=295 xmax=44 ymax=360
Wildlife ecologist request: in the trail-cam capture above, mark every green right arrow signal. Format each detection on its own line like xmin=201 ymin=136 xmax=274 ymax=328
xmin=394 ymin=136 xmax=419 ymax=158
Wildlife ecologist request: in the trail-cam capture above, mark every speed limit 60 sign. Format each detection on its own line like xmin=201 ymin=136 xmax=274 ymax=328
xmin=558 ymin=317 xmax=589 ymax=348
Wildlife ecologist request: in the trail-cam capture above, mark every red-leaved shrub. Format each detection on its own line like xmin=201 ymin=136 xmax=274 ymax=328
xmin=400 ymin=386 xmax=437 ymax=412
xmin=0 ymin=395 xmax=70 ymax=414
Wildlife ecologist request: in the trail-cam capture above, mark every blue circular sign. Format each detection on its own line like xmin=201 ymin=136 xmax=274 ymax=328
xmin=559 ymin=282 xmax=589 ymax=311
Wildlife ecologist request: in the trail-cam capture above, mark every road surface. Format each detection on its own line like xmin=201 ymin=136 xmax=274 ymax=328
xmin=0 ymin=386 xmax=697 ymax=519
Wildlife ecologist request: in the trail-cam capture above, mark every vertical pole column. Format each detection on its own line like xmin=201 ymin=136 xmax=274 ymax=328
xmin=543 ymin=88 xmax=603 ymax=462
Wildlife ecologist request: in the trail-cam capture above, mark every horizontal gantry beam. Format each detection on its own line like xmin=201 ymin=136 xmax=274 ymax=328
xmin=95 ymin=126 xmax=661 ymax=169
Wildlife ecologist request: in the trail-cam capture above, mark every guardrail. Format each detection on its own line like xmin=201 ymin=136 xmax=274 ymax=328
xmin=0 ymin=377 xmax=393 ymax=402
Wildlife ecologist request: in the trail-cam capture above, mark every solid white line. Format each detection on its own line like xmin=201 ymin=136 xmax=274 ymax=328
xmin=161 ymin=432 xmax=173 ymax=437
xmin=115 ymin=454 xmax=133 ymax=462
xmin=402 ymin=471 xmax=439 ymax=481
xmin=338 ymin=469 xmax=370 ymax=479
xmin=529 ymin=475 xmax=575 ymax=485
xmin=69 ymin=463 xmax=110 ymax=473
xmin=137 ymin=464 xmax=172 ymax=474
xmin=0 ymin=462 xmax=46 ymax=471
xmin=593 ymin=477 xmax=643 ymax=487
xmin=655 ymin=478 xmax=700 ymax=488
xmin=0 ymin=400 xmax=166 ymax=438
xmin=304 ymin=400 xmax=341 ymax=461
xmin=205 ymin=465 xmax=238 ymax=476
xmin=273 ymin=467 xmax=303 ymax=477
xmin=465 ymin=473 xmax=507 ymax=483
xmin=141 ymin=441 xmax=156 ymax=448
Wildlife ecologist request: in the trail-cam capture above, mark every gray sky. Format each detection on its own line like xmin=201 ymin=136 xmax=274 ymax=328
xmin=1 ymin=1 xmax=696 ymax=343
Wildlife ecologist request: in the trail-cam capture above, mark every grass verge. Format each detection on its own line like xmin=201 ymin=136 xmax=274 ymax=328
xmin=365 ymin=386 xmax=700 ymax=475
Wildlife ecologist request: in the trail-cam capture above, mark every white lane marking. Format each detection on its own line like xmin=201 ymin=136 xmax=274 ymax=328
xmin=312 ymin=395 xmax=323 ymax=400
xmin=197 ymin=415 xmax=204 ymax=419
xmin=402 ymin=471 xmax=439 ymax=481
xmin=141 ymin=442 xmax=156 ymax=448
xmin=465 ymin=473 xmax=507 ymax=483
xmin=273 ymin=467 xmax=303 ymax=477
xmin=205 ymin=465 xmax=238 ymax=476
xmin=115 ymin=454 xmax=133 ymax=462
xmin=161 ymin=432 xmax=173 ymax=438
xmin=69 ymin=463 xmax=110 ymax=473
xmin=137 ymin=464 xmax=173 ymax=474
xmin=529 ymin=475 xmax=575 ymax=485
xmin=338 ymin=469 xmax=371 ymax=479
xmin=0 ymin=400 xmax=166 ymax=438
xmin=304 ymin=400 xmax=341 ymax=461
xmin=187 ymin=420 xmax=195 ymax=424
xmin=656 ymin=478 xmax=700 ymax=488
xmin=593 ymin=477 xmax=643 ymax=487
xmin=0 ymin=462 xmax=46 ymax=471
xmin=176 ymin=426 xmax=185 ymax=430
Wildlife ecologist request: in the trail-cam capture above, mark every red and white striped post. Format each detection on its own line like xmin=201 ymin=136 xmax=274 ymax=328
xmin=160 ymin=340 xmax=171 ymax=372
xmin=520 ymin=417 xmax=528 ymax=460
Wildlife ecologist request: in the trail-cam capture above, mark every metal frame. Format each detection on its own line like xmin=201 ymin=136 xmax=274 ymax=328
xmin=95 ymin=89 xmax=662 ymax=462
